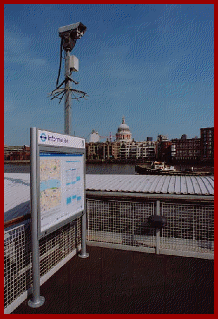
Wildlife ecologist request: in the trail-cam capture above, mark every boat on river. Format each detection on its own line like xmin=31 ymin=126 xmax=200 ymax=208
xmin=135 ymin=161 xmax=212 ymax=176
xmin=135 ymin=161 xmax=177 ymax=175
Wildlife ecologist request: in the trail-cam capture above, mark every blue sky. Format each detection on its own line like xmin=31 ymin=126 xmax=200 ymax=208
xmin=4 ymin=4 xmax=214 ymax=145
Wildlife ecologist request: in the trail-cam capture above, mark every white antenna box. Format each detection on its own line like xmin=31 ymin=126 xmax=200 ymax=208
xmin=70 ymin=55 xmax=79 ymax=72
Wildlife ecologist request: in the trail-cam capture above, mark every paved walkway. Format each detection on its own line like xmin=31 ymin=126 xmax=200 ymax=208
xmin=13 ymin=246 xmax=214 ymax=314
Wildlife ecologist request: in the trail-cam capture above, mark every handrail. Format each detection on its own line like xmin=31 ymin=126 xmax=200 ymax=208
xmin=86 ymin=191 xmax=214 ymax=203
xmin=4 ymin=213 xmax=31 ymax=229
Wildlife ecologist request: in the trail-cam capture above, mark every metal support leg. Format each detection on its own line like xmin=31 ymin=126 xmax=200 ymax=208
xmin=155 ymin=200 xmax=160 ymax=255
xmin=28 ymin=127 xmax=45 ymax=308
xmin=79 ymin=212 xmax=89 ymax=258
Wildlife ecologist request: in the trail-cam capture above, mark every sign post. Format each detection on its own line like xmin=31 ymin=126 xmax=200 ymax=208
xmin=79 ymin=213 xmax=89 ymax=258
xmin=28 ymin=127 xmax=45 ymax=308
xmin=28 ymin=127 xmax=88 ymax=308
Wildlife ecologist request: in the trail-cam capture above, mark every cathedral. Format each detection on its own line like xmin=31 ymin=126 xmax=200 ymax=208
xmin=115 ymin=116 xmax=133 ymax=143
xmin=86 ymin=116 xmax=156 ymax=161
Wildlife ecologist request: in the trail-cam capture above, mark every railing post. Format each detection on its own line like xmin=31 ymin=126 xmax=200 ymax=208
xmin=155 ymin=200 xmax=160 ymax=255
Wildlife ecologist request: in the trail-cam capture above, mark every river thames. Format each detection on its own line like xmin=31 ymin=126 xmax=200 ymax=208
xmin=4 ymin=163 xmax=136 ymax=174
xmin=4 ymin=162 xmax=213 ymax=175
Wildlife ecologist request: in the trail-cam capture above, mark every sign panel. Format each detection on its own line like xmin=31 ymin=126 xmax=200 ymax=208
xmin=38 ymin=129 xmax=85 ymax=149
xmin=31 ymin=128 xmax=85 ymax=238
xmin=39 ymin=152 xmax=84 ymax=234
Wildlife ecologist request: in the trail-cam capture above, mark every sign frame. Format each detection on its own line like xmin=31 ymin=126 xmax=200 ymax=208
xmin=28 ymin=127 xmax=88 ymax=308
xmin=33 ymin=128 xmax=86 ymax=239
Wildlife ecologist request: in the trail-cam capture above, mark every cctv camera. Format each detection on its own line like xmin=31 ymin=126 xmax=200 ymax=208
xmin=59 ymin=22 xmax=86 ymax=35
xmin=58 ymin=22 xmax=87 ymax=51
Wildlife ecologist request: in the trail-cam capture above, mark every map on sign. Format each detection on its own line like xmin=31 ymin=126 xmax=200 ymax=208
xmin=40 ymin=159 xmax=61 ymax=214
xmin=39 ymin=153 xmax=84 ymax=233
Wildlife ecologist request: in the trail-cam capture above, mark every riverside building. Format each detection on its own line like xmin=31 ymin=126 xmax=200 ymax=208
xmin=171 ymin=136 xmax=201 ymax=163
xmin=86 ymin=117 xmax=156 ymax=161
xmin=86 ymin=119 xmax=214 ymax=164
xmin=200 ymin=127 xmax=214 ymax=162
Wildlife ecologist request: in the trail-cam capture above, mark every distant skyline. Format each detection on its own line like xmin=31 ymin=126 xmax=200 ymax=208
xmin=4 ymin=4 xmax=214 ymax=145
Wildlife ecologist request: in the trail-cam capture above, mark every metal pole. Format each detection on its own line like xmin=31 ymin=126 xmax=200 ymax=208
xmin=155 ymin=200 xmax=160 ymax=255
xmin=64 ymin=50 xmax=71 ymax=135
xmin=79 ymin=213 xmax=89 ymax=258
xmin=28 ymin=128 xmax=45 ymax=308
xmin=79 ymin=154 xmax=89 ymax=258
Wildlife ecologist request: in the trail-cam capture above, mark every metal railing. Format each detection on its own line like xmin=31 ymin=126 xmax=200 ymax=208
xmin=86 ymin=198 xmax=214 ymax=259
xmin=4 ymin=217 xmax=81 ymax=314
xmin=4 ymin=196 xmax=214 ymax=313
xmin=160 ymin=202 xmax=214 ymax=256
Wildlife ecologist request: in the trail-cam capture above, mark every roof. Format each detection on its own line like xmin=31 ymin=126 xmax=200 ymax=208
xmin=86 ymin=174 xmax=214 ymax=196
xmin=117 ymin=116 xmax=131 ymax=132
xmin=4 ymin=173 xmax=214 ymax=222
xmin=4 ymin=173 xmax=30 ymax=221
xmin=118 ymin=124 xmax=130 ymax=131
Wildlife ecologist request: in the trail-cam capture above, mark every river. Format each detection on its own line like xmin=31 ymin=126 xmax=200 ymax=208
xmin=4 ymin=163 xmax=136 ymax=174
xmin=4 ymin=162 xmax=213 ymax=175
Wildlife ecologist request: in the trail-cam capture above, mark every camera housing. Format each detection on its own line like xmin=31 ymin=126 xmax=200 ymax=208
xmin=59 ymin=22 xmax=87 ymax=51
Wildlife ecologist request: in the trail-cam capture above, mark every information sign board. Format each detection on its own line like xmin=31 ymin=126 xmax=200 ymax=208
xmin=32 ymin=128 xmax=86 ymax=238
xmin=39 ymin=152 xmax=84 ymax=235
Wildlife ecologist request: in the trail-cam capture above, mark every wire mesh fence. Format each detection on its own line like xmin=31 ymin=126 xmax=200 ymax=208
xmin=4 ymin=197 xmax=214 ymax=313
xmin=4 ymin=218 xmax=81 ymax=313
xmin=87 ymin=200 xmax=156 ymax=249
xmin=4 ymin=224 xmax=26 ymax=311
xmin=161 ymin=202 xmax=214 ymax=253
xmin=87 ymin=198 xmax=214 ymax=257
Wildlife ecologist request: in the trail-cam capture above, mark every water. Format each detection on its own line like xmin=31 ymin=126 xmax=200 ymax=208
xmin=4 ymin=164 xmax=31 ymax=173
xmin=4 ymin=163 xmax=136 ymax=175
xmin=86 ymin=163 xmax=136 ymax=175
xmin=4 ymin=162 xmax=213 ymax=175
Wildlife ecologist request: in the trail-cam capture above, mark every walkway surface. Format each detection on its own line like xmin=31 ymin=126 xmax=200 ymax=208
xmin=13 ymin=245 xmax=214 ymax=314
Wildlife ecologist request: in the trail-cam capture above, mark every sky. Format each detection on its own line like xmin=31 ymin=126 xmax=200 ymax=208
xmin=4 ymin=4 xmax=214 ymax=145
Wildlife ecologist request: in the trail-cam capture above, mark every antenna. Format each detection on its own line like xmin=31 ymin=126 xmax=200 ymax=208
xmin=49 ymin=22 xmax=88 ymax=135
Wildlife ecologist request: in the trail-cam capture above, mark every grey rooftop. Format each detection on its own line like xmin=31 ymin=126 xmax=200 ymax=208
xmin=4 ymin=173 xmax=214 ymax=222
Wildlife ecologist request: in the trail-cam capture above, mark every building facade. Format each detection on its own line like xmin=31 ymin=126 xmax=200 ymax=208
xmin=118 ymin=141 xmax=156 ymax=160
xmin=86 ymin=117 xmax=156 ymax=161
xmin=171 ymin=136 xmax=201 ymax=162
xmin=86 ymin=120 xmax=214 ymax=164
xmin=156 ymin=135 xmax=172 ymax=162
xmin=200 ymin=127 xmax=214 ymax=162
xmin=4 ymin=145 xmax=30 ymax=161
